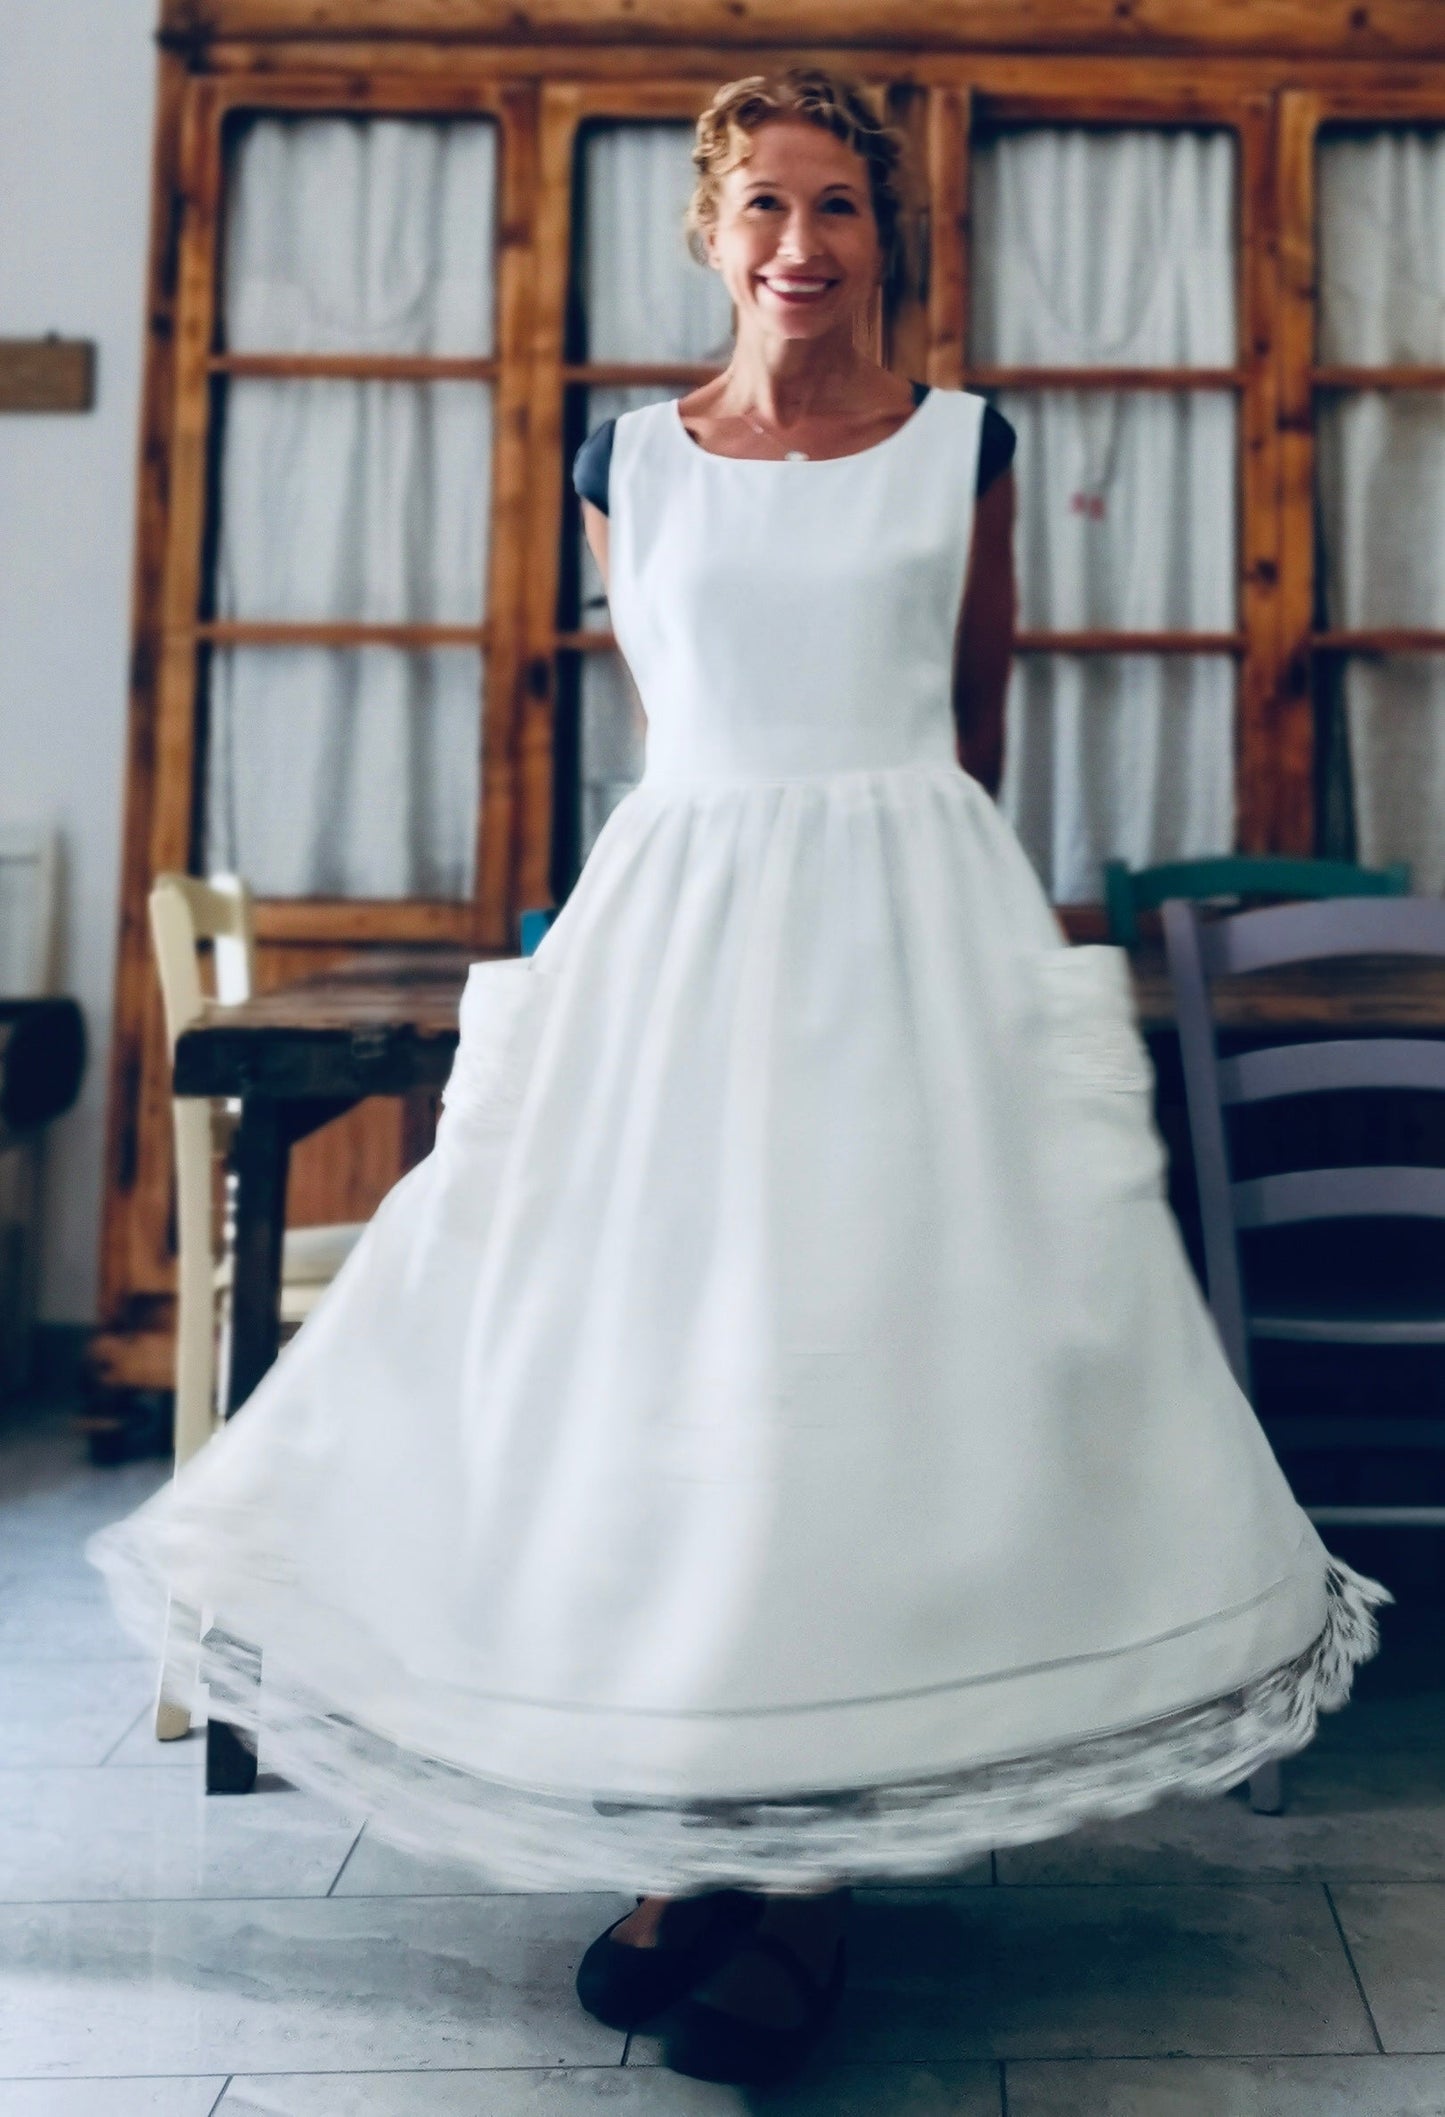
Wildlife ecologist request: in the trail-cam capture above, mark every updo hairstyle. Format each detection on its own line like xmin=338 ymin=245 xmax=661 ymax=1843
xmin=684 ymin=67 xmax=911 ymax=306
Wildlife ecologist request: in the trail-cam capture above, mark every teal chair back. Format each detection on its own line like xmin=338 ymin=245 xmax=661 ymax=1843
xmin=1104 ymin=855 xmax=1412 ymax=948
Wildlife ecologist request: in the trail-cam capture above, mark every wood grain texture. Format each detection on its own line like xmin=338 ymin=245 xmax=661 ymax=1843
xmin=161 ymin=0 xmax=1445 ymax=59
xmin=925 ymin=85 xmax=968 ymax=387
xmin=514 ymin=81 xmax=583 ymax=916
xmin=1274 ymin=90 xmax=1322 ymax=859
xmin=477 ymin=81 xmax=541 ymax=951
xmin=96 ymin=46 xmax=191 ymax=1336
xmin=1236 ymin=95 xmax=1283 ymax=858
xmin=0 ymin=339 xmax=95 ymax=413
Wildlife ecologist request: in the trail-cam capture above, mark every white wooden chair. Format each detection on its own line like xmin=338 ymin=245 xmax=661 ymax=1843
xmin=148 ymin=872 xmax=363 ymax=1739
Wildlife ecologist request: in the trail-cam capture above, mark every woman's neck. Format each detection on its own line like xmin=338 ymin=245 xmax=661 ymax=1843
xmin=718 ymin=327 xmax=875 ymax=426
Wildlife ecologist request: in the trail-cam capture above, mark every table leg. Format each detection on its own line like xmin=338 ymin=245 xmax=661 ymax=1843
xmin=207 ymin=1096 xmax=290 ymax=1796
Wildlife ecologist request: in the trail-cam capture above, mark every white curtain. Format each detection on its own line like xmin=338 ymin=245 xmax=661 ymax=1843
xmin=574 ymin=127 xmax=733 ymax=857
xmin=972 ymin=130 xmax=1238 ymax=902
xmin=1317 ymin=130 xmax=1445 ymax=893
xmin=204 ymin=118 xmax=497 ymax=899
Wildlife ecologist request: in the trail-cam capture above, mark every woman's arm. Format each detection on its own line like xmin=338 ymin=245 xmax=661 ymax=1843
xmin=952 ymin=468 xmax=1016 ymax=800
xmin=581 ymin=499 xmax=610 ymax=597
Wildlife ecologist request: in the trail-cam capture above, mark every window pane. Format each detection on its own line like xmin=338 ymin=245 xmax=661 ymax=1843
xmin=1002 ymin=655 xmax=1236 ymax=905
xmin=204 ymin=648 xmax=482 ymax=901
xmin=1317 ymin=391 xmax=1445 ymax=630
xmin=1318 ymin=128 xmax=1445 ymax=366
xmin=999 ymin=389 xmax=1236 ymax=632
xmin=215 ymin=380 xmax=492 ymax=625
xmin=969 ymin=128 xmax=1236 ymax=367
xmin=578 ymin=653 xmax=647 ymax=863
xmin=576 ymin=124 xmax=733 ymax=362
xmin=222 ymin=116 xmax=498 ymax=355
xmin=1332 ymin=657 xmax=1445 ymax=894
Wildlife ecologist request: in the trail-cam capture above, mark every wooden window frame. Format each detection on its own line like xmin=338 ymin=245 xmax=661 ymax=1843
xmin=1278 ymin=86 xmax=1445 ymax=857
xmin=155 ymin=71 xmax=537 ymax=954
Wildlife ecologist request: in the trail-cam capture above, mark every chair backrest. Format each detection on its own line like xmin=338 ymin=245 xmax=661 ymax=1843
xmin=1104 ymin=853 xmax=1411 ymax=948
xmin=1163 ymin=894 xmax=1445 ymax=1388
xmin=148 ymin=874 xmax=256 ymax=1056
xmin=0 ymin=826 xmax=59 ymax=999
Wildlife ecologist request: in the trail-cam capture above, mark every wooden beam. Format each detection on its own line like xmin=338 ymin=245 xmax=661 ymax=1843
xmin=1313 ymin=630 xmax=1445 ymax=653
xmin=1235 ymin=93 xmax=1282 ymax=858
xmin=553 ymin=626 xmax=1248 ymax=656
xmin=0 ymin=339 xmax=95 ymax=413
xmin=1274 ymin=90 xmax=1321 ymax=858
xmin=964 ymin=366 xmax=1246 ymax=390
xmin=191 ymin=621 xmax=489 ymax=647
xmin=1314 ymin=366 xmax=1445 ymax=390
xmin=925 ymin=85 xmax=969 ymax=387
xmin=210 ymin=352 xmax=500 ymax=380
xmin=161 ymin=0 xmax=1445 ymax=61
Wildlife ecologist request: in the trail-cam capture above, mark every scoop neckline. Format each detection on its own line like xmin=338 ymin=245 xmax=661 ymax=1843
xmin=670 ymin=383 xmax=938 ymax=467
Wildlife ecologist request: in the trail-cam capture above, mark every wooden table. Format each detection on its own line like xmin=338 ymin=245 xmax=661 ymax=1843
xmin=174 ymin=941 xmax=1445 ymax=1790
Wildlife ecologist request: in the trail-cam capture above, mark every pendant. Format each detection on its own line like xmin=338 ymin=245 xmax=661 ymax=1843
xmin=785 ymin=449 xmax=810 ymax=462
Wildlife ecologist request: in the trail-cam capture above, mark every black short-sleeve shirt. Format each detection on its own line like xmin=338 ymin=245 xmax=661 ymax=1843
xmin=572 ymin=383 xmax=1016 ymax=515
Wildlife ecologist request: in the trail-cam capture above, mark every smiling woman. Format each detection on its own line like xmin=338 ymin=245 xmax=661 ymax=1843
xmin=94 ymin=56 xmax=1387 ymax=2104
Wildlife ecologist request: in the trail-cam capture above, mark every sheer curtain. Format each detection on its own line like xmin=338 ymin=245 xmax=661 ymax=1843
xmin=1317 ymin=130 xmax=1445 ymax=894
xmin=204 ymin=117 xmax=497 ymax=899
xmin=972 ymin=130 xmax=1238 ymax=903
xmin=575 ymin=126 xmax=733 ymax=856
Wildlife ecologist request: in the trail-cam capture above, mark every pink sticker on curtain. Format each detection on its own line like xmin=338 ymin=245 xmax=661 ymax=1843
xmin=1069 ymin=493 xmax=1106 ymax=520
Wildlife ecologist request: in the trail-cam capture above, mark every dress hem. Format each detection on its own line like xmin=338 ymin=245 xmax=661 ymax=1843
xmin=93 ymin=1535 xmax=1390 ymax=1895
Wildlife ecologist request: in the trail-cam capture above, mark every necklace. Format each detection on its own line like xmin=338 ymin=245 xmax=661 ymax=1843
xmin=741 ymin=408 xmax=810 ymax=462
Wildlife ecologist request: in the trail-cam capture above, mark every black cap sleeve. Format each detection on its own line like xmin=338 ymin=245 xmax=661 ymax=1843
xmin=572 ymin=419 xmax=617 ymax=516
xmin=977 ymin=403 xmax=1017 ymax=496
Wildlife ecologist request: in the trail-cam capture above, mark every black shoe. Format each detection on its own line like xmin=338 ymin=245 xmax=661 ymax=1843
xmin=662 ymin=1927 xmax=848 ymax=2084
xmin=574 ymin=1890 xmax=761 ymax=2032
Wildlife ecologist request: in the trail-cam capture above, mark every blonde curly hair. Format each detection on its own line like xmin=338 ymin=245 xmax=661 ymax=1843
xmin=684 ymin=67 xmax=910 ymax=301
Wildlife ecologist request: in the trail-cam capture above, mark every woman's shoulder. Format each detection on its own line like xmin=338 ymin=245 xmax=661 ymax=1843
xmin=572 ymin=401 xmax=676 ymax=516
xmin=910 ymin=384 xmax=1016 ymax=495
xmin=572 ymin=417 xmax=617 ymax=515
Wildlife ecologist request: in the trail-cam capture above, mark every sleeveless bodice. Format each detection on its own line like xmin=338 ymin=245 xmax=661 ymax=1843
xmin=607 ymin=390 xmax=987 ymax=784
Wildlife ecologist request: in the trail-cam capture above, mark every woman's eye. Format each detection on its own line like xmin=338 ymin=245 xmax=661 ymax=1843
xmin=746 ymin=194 xmax=781 ymax=212
xmin=822 ymin=198 xmax=858 ymax=214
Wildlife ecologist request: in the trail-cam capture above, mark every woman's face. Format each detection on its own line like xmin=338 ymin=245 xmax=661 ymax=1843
xmin=703 ymin=118 xmax=882 ymax=343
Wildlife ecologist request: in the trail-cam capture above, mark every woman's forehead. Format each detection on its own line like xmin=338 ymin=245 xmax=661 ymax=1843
xmin=724 ymin=119 xmax=868 ymax=191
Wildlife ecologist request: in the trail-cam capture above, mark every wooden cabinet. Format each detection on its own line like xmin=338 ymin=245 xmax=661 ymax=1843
xmin=92 ymin=0 xmax=1445 ymax=1388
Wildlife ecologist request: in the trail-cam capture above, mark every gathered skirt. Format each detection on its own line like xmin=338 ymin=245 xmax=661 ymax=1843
xmin=91 ymin=762 xmax=1390 ymax=1891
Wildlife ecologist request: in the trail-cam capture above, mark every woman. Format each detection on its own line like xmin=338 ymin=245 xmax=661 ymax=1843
xmin=93 ymin=67 xmax=1389 ymax=2090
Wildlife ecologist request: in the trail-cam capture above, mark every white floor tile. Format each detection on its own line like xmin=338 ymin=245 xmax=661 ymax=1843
xmin=0 ymin=1894 xmax=627 ymax=2078
xmin=0 ymin=1766 xmax=360 ymax=1901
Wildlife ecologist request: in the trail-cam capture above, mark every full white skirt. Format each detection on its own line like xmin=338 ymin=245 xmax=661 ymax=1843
xmin=92 ymin=762 xmax=1390 ymax=1890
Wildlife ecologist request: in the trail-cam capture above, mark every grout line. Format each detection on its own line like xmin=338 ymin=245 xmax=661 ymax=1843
xmin=998 ymin=2056 xmax=1010 ymax=2115
xmin=3 ymin=2054 xmax=1444 ymax=2083
xmin=96 ymin=1702 xmax=154 ymax=1767
xmin=325 ymin=1825 xmax=367 ymax=1898
xmin=207 ymin=2078 xmax=233 ymax=2114
xmin=621 ymin=2031 xmax=634 ymax=2066
xmin=1323 ymin=1879 xmax=1386 ymax=2055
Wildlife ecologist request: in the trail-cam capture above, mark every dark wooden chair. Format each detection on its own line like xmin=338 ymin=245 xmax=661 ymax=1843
xmin=1105 ymin=854 xmax=1411 ymax=949
xmin=1166 ymin=896 xmax=1445 ymax=1810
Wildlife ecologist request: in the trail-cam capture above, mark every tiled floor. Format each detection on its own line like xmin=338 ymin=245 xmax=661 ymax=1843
xmin=4 ymin=1404 xmax=1445 ymax=2115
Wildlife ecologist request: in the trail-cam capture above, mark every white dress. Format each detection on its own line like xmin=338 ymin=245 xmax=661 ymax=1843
xmin=93 ymin=387 xmax=1390 ymax=1893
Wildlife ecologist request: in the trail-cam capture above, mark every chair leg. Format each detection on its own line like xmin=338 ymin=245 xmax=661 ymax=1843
xmin=154 ymin=1594 xmax=203 ymax=1740
xmin=202 ymin=1626 xmax=261 ymax=1794
xmin=1248 ymin=1761 xmax=1284 ymax=1814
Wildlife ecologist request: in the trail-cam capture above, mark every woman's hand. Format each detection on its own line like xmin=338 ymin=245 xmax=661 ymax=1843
xmin=952 ymin=469 xmax=1016 ymax=800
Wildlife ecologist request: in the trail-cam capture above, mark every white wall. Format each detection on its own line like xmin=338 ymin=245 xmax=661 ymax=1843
xmin=0 ymin=1 xmax=158 ymax=1320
